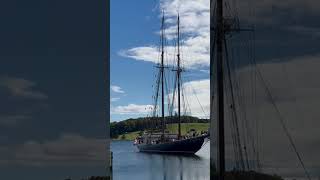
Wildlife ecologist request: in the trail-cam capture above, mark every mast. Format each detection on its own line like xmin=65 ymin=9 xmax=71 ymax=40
xmin=216 ymin=0 xmax=225 ymax=178
xmin=177 ymin=14 xmax=181 ymax=140
xmin=161 ymin=11 xmax=165 ymax=139
xmin=210 ymin=0 xmax=256 ymax=178
xmin=211 ymin=0 xmax=225 ymax=179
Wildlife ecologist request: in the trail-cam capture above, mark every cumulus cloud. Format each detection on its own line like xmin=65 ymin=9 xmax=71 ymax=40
xmin=168 ymin=79 xmax=210 ymax=118
xmin=0 ymin=134 xmax=108 ymax=167
xmin=119 ymin=0 xmax=320 ymax=70
xmin=110 ymin=79 xmax=210 ymax=118
xmin=160 ymin=0 xmax=209 ymax=37
xmin=111 ymin=85 xmax=125 ymax=94
xmin=111 ymin=104 xmax=153 ymax=115
xmin=0 ymin=115 xmax=30 ymax=127
xmin=0 ymin=76 xmax=48 ymax=100
xmin=111 ymin=97 xmax=120 ymax=102
xmin=120 ymin=0 xmax=210 ymax=69
xmin=118 ymin=47 xmax=160 ymax=64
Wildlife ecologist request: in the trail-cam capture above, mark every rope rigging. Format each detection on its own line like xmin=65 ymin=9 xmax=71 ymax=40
xmin=211 ymin=0 xmax=312 ymax=179
xmin=224 ymin=37 xmax=246 ymax=171
xmin=252 ymin=58 xmax=312 ymax=180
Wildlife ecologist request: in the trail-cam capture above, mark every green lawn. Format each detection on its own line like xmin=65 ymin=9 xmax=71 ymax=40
xmin=166 ymin=123 xmax=209 ymax=135
xmin=113 ymin=123 xmax=209 ymax=141
xmin=114 ymin=131 xmax=141 ymax=141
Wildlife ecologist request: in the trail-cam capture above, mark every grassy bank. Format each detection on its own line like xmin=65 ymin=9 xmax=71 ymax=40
xmin=113 ymin=123 xmax=209 ymax=141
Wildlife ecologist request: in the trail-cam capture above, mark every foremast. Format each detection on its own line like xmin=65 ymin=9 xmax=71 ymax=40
xmin=160 ymin=12 xmax=165 ymax=141
xmin=176 ymin=14 xmax=182 ymax=140
xmin=152 ymin=11 xmax=169 ymax=142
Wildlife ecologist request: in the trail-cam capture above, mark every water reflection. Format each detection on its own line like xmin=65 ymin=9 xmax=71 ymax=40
xmin=148 ymin=154 xmax=207 ymax=180
xmin=112 ymin=141 xmax=209 ymax=180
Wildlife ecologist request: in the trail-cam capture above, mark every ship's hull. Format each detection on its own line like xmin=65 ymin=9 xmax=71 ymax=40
xmin=136 ymin=135 xmax=208 ymax=154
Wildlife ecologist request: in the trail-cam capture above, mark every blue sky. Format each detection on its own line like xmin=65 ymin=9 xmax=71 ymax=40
xmin=110 ymin=0 xmax=210 ymax=122
xmin=110 ymin=0 xmax=161 ymax=121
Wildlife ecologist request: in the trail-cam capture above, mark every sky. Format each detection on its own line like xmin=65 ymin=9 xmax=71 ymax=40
xmin=110 ymin=0 xmax=210 ymax=122
xmin=110 ymin=0 xmax=320 ymax=179
xmin=0 ymin=0 xmax=108 ymax=179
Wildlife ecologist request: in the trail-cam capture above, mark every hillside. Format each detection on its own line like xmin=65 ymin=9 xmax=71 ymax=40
xmin=111 ymin=115 xmax=209 ymax=139
xmin=113 ymin=123 xmax=209 ymax=140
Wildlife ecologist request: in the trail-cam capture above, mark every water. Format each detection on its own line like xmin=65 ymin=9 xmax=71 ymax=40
xmin=111 ymin=140 xmax=210 ymax=180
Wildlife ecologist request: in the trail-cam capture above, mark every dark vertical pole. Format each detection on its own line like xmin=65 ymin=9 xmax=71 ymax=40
xmin=210 ymin=0 xmax=215 ymax=179
xmin=161 ymin=12 xmax=165 ymax=139
xmin=216 ymin=0 xmax=225 ymax=179
xmin=177 ymin=14 xmax=181 ymax=140
xmin=106 ymin=0 xmax=111 ymax=178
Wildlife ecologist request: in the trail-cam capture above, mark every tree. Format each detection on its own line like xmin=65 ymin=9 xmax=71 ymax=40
xmin=121 ymin=134 xmax=126 ymax=140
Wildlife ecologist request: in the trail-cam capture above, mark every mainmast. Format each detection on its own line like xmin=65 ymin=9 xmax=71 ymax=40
xmin=211 ymin=0 xmax=252 ymax=178
xmin=211 ymin=0 xmax=225 ymax=179
xmin=177 ymin=14 xmax=182 ymax=140
xmin=216 ymin=0 xmax=225 ymax=178
xmin=161 ymin=12 xmax=165 ymax=140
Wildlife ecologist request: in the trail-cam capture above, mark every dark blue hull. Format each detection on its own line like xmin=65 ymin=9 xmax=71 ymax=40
xmin=136 ymin=135 xmax=208 ymax=154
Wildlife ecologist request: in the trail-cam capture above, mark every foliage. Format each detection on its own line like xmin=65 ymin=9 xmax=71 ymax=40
xmin=110 ymin=116 xmax=209 ymax=139
xmin=120 ymin=134 xmax=126 ymax=140
xmin=113 ymin=123 xmax=209 ymax=140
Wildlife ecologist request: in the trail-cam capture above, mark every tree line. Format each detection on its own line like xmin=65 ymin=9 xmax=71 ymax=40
xmin=110 ymin=115 xmax=209 ymax=139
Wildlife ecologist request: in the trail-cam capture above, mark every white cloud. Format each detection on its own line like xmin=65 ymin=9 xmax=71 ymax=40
xmin=111 ymin=97 xmax=120 ymax=102
xmin=0 ymin=134 xmax=108 ymax=167
xmin=110 ymin=85 xmax=125 ymax=94
xmin=168 ymin=79 xmax=210 ymax=118
xmin=111 ymin=104 xmax=153 ymax=115
xmin=110 ymin=79 xmax=210 ymax=118
xmin=0 ymin=76 xmax=48 ymax=100
xmin=0 ymin=115 xmax=30 ymax=127
xmin=110 ymin=80 xmax=210 ymax=118
xmin=119 ymin=0 xmax=320 ymax=70
xmin=118 ymin=47 xmax=160 ymax=64
xmin=160 ymin=0 xmax=209 ymax=36
xmin=120 ymin=0 xmax=210 ymax=69
xmin=199 ymin=69 xmax=210 ymax=74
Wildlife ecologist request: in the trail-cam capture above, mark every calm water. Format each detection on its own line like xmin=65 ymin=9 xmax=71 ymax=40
xmin=111 ymin=140 xmax=210 ymax=180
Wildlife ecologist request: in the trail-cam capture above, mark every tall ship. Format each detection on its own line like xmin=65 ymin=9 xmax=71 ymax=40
xmin=134 ymin=12 xmax=209 ymax=154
